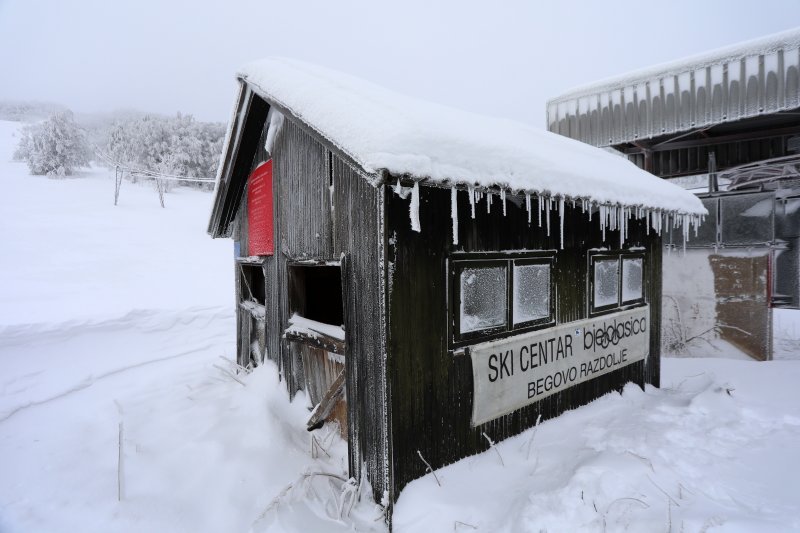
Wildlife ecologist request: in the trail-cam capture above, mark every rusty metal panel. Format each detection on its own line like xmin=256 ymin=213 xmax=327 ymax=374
xmin=710 ymin=253 xmax=772 ymax=360
xmin=662 ymin=249 xmax=774 ymax=360
xmin=548 ymin=30 xmax=800 ymax=146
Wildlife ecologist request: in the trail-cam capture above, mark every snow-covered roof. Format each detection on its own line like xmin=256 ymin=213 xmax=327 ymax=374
xmin=555 ymin=27 xmax=800 ymax=101
xmin=547 ymin=27 xmax=800 ymax=146
xmin=237 ymin=58 xmax=705 ymax=217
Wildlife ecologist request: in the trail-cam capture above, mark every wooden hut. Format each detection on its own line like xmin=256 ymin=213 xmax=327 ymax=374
xmin=207 ymin=58 xmax=704 ymax=520
xmin=547 ymin=28 xmax=800 ymax=360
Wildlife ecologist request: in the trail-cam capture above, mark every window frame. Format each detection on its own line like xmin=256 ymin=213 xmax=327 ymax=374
xmin=588 ymin=251 xmax=646 ymax=316
xmin=620 ymin=255 xmax=645 ymax=306
xmin=452 ymin=259 xmax=509 ymax=345
xmin=511 ymin=257 xmax=555 ymax=330
xmin=449 ymin=251 xmax=556 ymax=348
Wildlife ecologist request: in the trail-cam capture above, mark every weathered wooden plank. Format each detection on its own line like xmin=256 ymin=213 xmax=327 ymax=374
xmin=333 ymin=159 xmax=389 ymax=502
xmin=211 ymin=90 xmax=270 ymax=237
xmin=307 ymin=370 xmax=345 ymax=430
xmin=285 ymin=330 xmax=346 ymax=354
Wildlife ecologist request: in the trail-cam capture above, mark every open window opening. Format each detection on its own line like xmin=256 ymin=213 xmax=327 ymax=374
xmin=285 ymin=263 xmax=347 ymax=438
xmin=288 ymin=264 xmax=343 ymax=327
xmin=237 ymin=262 xmax=266 ymax=368
xmin=240 ymin=263 xmax=266 ymax=305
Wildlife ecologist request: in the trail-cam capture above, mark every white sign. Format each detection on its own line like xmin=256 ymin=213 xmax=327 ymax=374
xmin=470 ymin=306 xmax=649 ymax=426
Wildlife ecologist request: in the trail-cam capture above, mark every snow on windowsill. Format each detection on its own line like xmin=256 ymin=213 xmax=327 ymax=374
xmin=285 ymin=313 xmax=345 ymax=342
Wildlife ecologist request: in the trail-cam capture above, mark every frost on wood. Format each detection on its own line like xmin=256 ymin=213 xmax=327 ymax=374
xmin=460 ymin=267 xmax=507 ymax=334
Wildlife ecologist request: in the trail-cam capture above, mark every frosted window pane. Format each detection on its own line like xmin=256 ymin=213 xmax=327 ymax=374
xmin=720 ymin=192 xmax=773 ymax=245
xmin=460 ymin=266 xmax=507 ymax=334
xmin=594 ymin=259 xmax=619 ymax=308
xmin=513 ymin=264 xmax=550 ymax=325
xmin=622 ymin=258 xmax=643 ymax=302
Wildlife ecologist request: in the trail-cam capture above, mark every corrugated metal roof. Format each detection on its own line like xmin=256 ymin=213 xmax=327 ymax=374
xmin=547 ymin=28 xmax=800 ymax=147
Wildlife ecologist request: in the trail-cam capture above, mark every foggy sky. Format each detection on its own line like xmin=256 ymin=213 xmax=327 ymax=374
xmin=1 ymin=0 xmax=799 ymax=127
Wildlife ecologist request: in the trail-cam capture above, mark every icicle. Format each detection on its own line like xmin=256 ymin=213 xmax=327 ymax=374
xmin=525 ymin=193 xmax=531 ymax=224
xmin=683 ymin=214 xmax=690 ymax=253
xmin=588 ymin=201 xmax=593 ymax=222
xmin=469 ymin=186 xmax=476 ymax=219
xmin=682 ymin=214 xmax=687 ymax=253
xmin=623 ymin=207 xmax=628 ymax=244
xmin=546 ymin=198 xmax=551 ymax=236
xmin=486 ymin=191 xmax=492 ymax=213
xmin=619 ymin=207 xmax=625 ymax=248
xmin=538 ymin=195 xmax=543 ymax=227
xmin=393 ymin=178 xmax=405 ymax=199
xmin=600 ymin=205 xmax=606 ymax=242
xmin=559 ymin=197 xmax=565 ymax=249
xmin=451 ymin=187 xmax=459 ymax=245
xmin=409 ymin=181 xmax=421 ymax=233
xmin=500 ymin=189 xmax=507 ymax=216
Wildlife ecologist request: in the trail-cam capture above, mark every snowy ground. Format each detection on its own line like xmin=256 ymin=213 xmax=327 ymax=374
xmin=1 ymin=119 xmax=800 ymax=532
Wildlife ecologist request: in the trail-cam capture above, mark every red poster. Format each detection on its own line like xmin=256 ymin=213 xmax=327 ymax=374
xmin=247 ymin=160 xmax=274 ymax=256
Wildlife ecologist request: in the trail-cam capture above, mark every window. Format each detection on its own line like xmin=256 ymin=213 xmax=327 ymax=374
xmin=288 ymin=264 xmax=343 ymax=326
xmin=513 ymin=262 xmax=551 ymax=325
xmin=460 ymin=265 xmax=507 ymax=334
xmin=451 ymin=253 xmax=554 ymax=346
xmin=593 ymin=259 xmax=619 ymax=308
xmin=622 ymin=257 xmax=643 ymax=303
xmin=590 ymin=253 xmax=645 ymax=314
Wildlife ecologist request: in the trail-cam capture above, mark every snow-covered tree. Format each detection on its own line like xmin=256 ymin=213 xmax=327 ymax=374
xmin=14 ymin=111 xmax=90 ymax=176
xmin=103 ymin=113 xmax=224 ymax=189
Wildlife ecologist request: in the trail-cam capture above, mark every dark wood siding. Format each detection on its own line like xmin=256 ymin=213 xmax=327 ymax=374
xmin=271 ymin=119 xmax=335 ymax=396
xmin=333 ymin=159 xmax=390 ymax=500
xmin=236 ymin=117 xmax=390 ymax=500
xmin=385 ymin=185 xmax=662 ymax=499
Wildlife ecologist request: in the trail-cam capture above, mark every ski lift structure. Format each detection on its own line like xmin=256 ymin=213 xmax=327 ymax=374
xmin=92 ymin=147 xmax=215 ymax=208
xmin=112 ymin=165 xmax=214 ymax=208
xmin=547 ymin=27 xmax=800 ymax=360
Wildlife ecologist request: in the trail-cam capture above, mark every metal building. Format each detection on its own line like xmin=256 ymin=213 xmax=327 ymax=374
xmin=547 ymin=28 xmax=800 ymax=360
